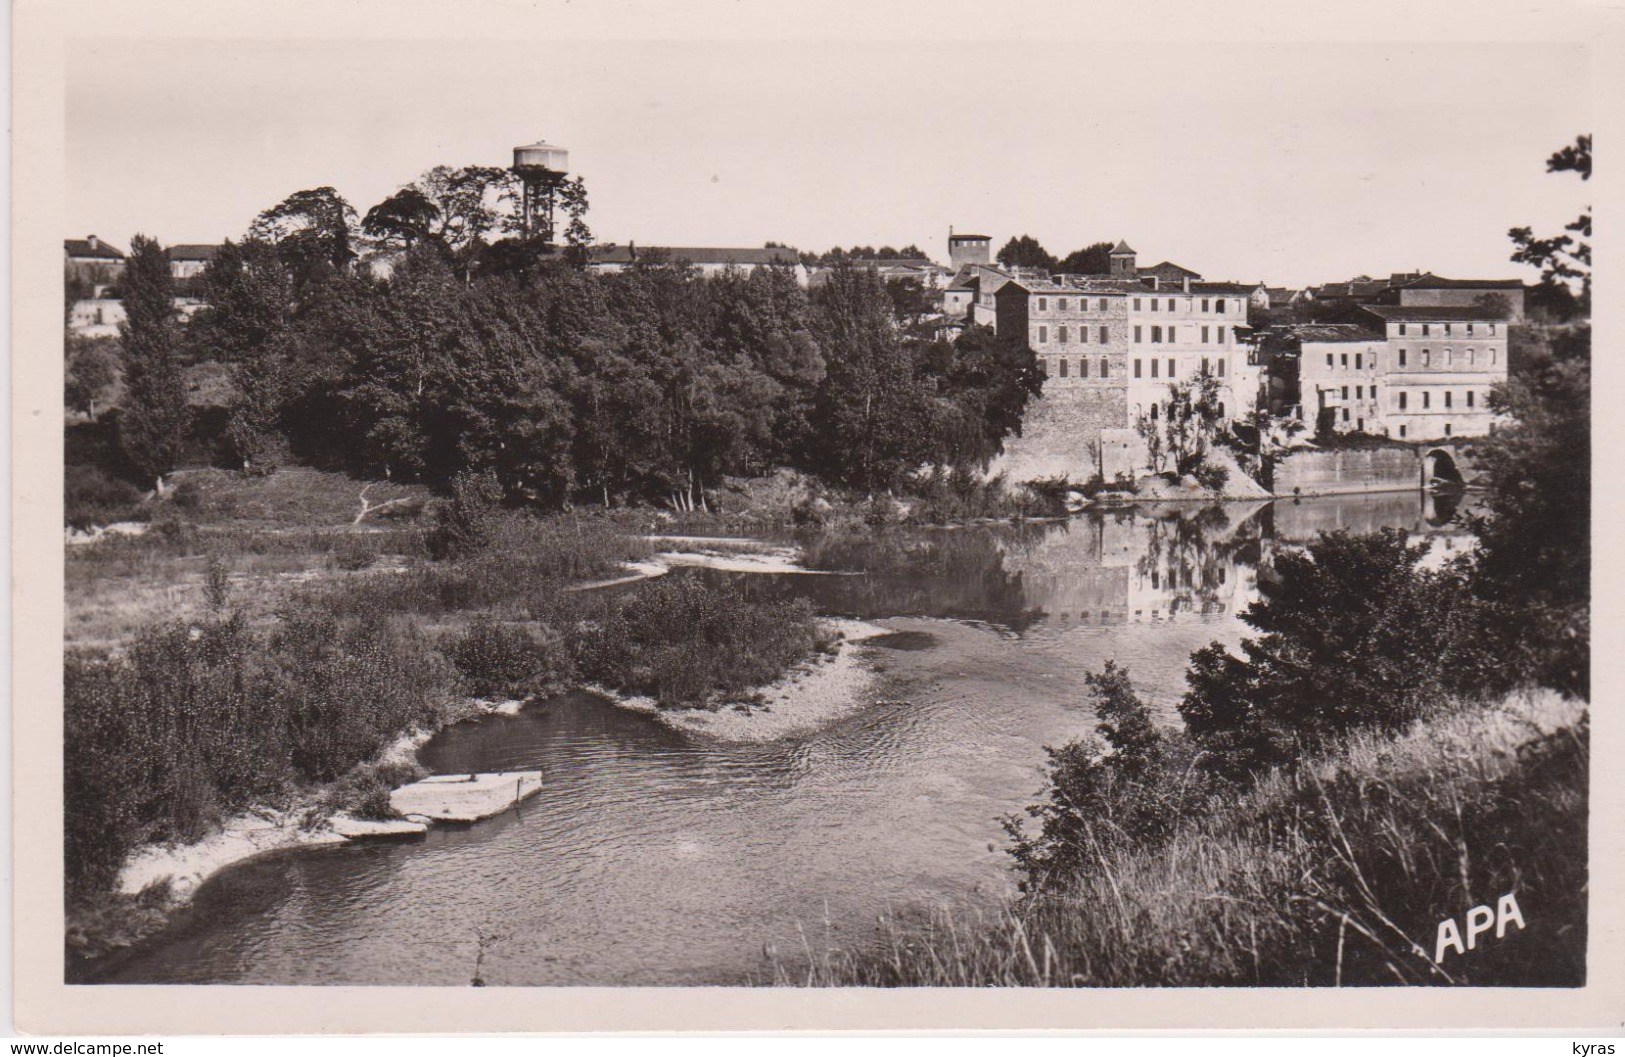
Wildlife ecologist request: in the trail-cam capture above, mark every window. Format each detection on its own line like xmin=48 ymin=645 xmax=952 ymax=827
xmin=1399 ymin=349 xmax=1407 ymax=367
xmin=1133 ymin=298 xmax=1142 ymax=311
xmin=1423 ymin=392 xmax=1431 ymax=409
xmin=1422 ymin=324 xmax=1431 ymax=336
xmin=1167 ymin=326 xmax=1176 ymax=343
xmin=1356 ymin=352 xmax=1363 ymax=370
xmin=1422 ymin=349 xmax=1430 ymax=367
xmin=1098 ymin=299 xmax=1107 ymax=311
xmin=1371 ymin=384 xmax=1378 ymax=400
xmin=1080 ymin=327 xmax=1089 ymax=344
xmin=1399 ymin=424 xmax=1407 ymax=438
xmin=1217 ymin=300 xmax=1227 ymax=313
xmin=1080 ymin=358 xmax=1089 ymax=378
xmin=1038 ymin=298 xmax=1047 ymax=311
xmin=1356 ymin=385 xmax=1363 ymax=399
xmin=1357 ymin=418 xmax=1364 ymax=431
xmin=1150 ymin=299 xmax=1159 ymax=312
xmin=1167 ymin=298 xmax=1176 ymax=311
xmin=1341 ymin=386 xmax=1349 ymax=400
xmin=1151 ymin=326 xmax=1162 ymax=343
xmin=1445 ymin=349 xmax=1453 ymax=366
xmin=1490 ymin=349 xmax=1497 ymax=365
xmin=1490 ymin=323 xmax=1497 ymax=335
xmin=1217 ymin=358 xmax=1225 ymax=377
xmin=1039 ymin=358 xmax=1048 ymax=376
xmin=1134 ymin=359 xmax=1142 ymax=378
xmin=1326 ymin=353 xmax=1333 ymax=368
xmin=1217 ymin=328 xmax=1226 ymax=344
xmin=1445 ymin=391 xmax=1452 ymax=409
xmin=1151 ymin=359 xmax=1160 ymax=378
xmin=1100 ymin=358 xmax=1109 ymax=377
xmin=1400 ymin=392 xmax=1408 ymax=410
xmin=1134 ymin=326 xmax=1143 ymax=343
xmin=1204 ymin=326 xmax=1211 ymax=343
xmin=1399 ymin=323 xmax=1408 ymax=336
xmin=1059 ymin=358 xmax=1069 ymax=378
xmin=1445 ymin=423 xmax=1452 ymax=437
xmin=1038 ymin=326 xmax=1048 ymax=343
xmin=1341 ymin=353 xmax=1348 ymax=368
xmin=1219 ymin=402 xmax=1226 ymax=418
xmin=1444 ymin=323 xmax=1452 ymax=336
xmin=1058 ymin=325 xmax=1069 ymax=344
xmin=1202 ymin=357 xmax=1210 ymax=375
xmin=1467 ymin=348 xmax=1474 ymax=365
xmin=1342 ymin=408 xmax=1350 ymax=423
xmin=1167 ymin=357 xmax=1175 ymax=377
xmin=1150 ymin=403 xmax=1159 ymax=420
xmin=1057 ymin=298 xmax=1067 ymax=311
xmin=1201 ymin=299 xmax=1210 ymax=312
xmin=1467 ymin=390 xmax=1474 ymax=408
xmin=1467 ymin=323 xmax=1475 ymax=336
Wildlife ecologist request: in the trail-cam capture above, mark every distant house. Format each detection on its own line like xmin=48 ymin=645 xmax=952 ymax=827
xmin=1137 ymin=260 xmax=1203 ymax=285
xmin=586 ymin=244 xmax=809 ymax=284
xmin=1389 ymin=275 xmax=1526 ymax=323
xmin=1264 ymin=287 xmax=1303 ymax=309
xmin=65 ymin=235 xmax=127 ymax=293
xmin=167 ymin=243 xmax=223 ymax=280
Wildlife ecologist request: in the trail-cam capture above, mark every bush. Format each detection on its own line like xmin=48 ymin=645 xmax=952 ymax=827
xmin=573 ymin=573 xmax=823 ymax=708
xmin=1004 ymin=663 xmax=1205 ymax=892
xmin=1180 ymin=529 xmax=1504 ymax=782
xmin=446 ymin=615 xmax=571 ymax=699
xmin=65 ymin=464 xmax=147 ymax=531
xmin=1192 ymin=460 xmax=1229 ymax=492
xmin=425 ymin=469 xmax=504 ymax=561
xmin=325 ymin=759 xmax=427 ymax=821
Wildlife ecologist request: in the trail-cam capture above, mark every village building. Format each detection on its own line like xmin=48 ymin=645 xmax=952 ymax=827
xmin=167 ymin=243 xmax=222 ymax=280
xmin=1387 ymin=275 xmax=1527 ymax=322
xmin=65 ymin=236 xmax=127 ymax=297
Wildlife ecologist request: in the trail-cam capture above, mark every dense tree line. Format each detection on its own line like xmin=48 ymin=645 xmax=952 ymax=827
xmin=123 ymin=179 xmax=1041 ymax=505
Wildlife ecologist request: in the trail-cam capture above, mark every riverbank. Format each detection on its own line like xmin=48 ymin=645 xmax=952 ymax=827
xmin=601 ymin=617 xmax=892 ymax=741
xmin=772 ymin=688 xmax=1588 ymax=987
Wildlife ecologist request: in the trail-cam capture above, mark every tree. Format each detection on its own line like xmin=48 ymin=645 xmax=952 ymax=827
xmin=1470 ymin=324 xmax=1589 ymax=697
xmin=249 ymin=187 xmax=359 ymax=289
xmin=1508 ymin=134 xmax=1590 ymax=314
xmin=1137 ymin=374 xmax=1223 ymax=476
xmin=559 ymin=176 xmax=593 ymax=264
xmin=918 ymin=324 xmax=1042 ymax=470
xmin=65 ymin=336 xmax=119 ymax=419
xmin=1056 ymin=241 xmax=1114 ymax=275
xmin=116 ymin=235 xmax=191 ymax=490
xmin=995 ymin=235 xmax=1056 ymax=272
xmin=361 ymin=187 xmax=441 ymax=250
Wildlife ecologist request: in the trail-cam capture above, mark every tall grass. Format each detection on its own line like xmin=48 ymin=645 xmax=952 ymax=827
xmin=775 ymin=691 xmax=1587 ymax=987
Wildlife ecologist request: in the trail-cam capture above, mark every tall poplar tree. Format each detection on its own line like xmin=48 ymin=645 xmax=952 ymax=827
xmin=117 ymin=235 xmax=190 ymax=492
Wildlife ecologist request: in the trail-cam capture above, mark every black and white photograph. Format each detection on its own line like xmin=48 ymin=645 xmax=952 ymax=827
xmin=13 ymin=0 xmax=1622 ymax=1035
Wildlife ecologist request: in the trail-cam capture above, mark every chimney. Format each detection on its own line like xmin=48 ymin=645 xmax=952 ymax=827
xmin=87 ymin=235 xmax=98 ymax=250
xmin=1150 ymin=277 xmax=1160 ymax=291
xmin=1182 ymin=276 xmax=1190 ymax=293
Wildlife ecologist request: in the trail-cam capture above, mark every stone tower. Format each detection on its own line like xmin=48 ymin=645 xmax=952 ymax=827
xmin=949 ymin=229 xmax=992 ymax=269
xmin=1109 ymin=239 xmax=1137 ymax=279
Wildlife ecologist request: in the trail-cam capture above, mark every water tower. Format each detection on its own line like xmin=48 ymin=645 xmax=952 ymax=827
xmin=512 ymin=139 xmax=570 ymax=242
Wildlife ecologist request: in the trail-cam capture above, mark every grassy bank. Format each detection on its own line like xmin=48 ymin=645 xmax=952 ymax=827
xmin=773 ymin=690 xmax=1587 ymax=987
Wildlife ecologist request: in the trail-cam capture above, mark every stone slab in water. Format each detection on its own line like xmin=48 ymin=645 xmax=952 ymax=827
xmin=389 ymin=771 xmax=543 ymax=823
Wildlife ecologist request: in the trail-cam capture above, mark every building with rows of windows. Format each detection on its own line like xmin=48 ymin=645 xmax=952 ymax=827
xmin=1295 ymin=305 xmax=1509 ymax=441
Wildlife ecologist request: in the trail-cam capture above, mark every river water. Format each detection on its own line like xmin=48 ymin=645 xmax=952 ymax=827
xmin=80 ymin=491 xmax=1468 ymax=986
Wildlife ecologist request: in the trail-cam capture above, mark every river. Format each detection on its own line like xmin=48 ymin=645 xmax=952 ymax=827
xmin=78 ymin=491 xmax=1468 ymax=986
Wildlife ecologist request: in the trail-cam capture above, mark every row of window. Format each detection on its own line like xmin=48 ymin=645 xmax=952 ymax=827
xmin=1133 ymin=357 xmax=1227 ymax=379
xmin=1141 ymin=401 xmax=1228 ymax=421
xmin=1396 ymin=390 xmax=1479 ymax=411
xmin=1131 ymin=325 xmax=1229 ymax=344
xmin=1335 ymin=412 xmax=1460 ymax=440
xmin=1132 ymin=297 xmax=1232 ymax=314
xmin=1031 ymin=296 xmax=1240 ymax=314
xmin=1036 ymin=325 xmax=1111 ymax=344
xmin=1396 ymin=322 xmax=1497 ymax=337
xmin=1398 ymin=347 xmax=1497 ymax=368
xmin=1041 ymin=357 xmax=1111 ymax=379
xmin=1035 ymin=297 xmax=1111 ymax=312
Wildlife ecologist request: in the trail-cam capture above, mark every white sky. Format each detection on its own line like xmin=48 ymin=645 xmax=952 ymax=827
xmin=66 ymin=20 xmax=1592 ymax=288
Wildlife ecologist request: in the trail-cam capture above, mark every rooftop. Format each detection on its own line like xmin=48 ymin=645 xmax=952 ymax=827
xmin=65 ymin=237 xmax=126 ymax=260
xmin=1398 ymin=275 xmax=1526 ymax=290
xmin=167 ymin=243 xmax=223 ymax=261
xmin=1361 ymin=304 xmax=1511 ymax=323
xmin=1280 ymin=323 xmax=1385 ymax=343
xmin=1110 ymin=239 xmax=1136 ymax=255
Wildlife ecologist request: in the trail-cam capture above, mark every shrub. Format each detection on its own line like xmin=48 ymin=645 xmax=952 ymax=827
xmin=64 ymin=464 xmax=147 ymax=531
xmin=330 ymin=534 xmax=381 ymax=571
xmin=573 ymin=573 xmax=822 ymax=708
xmin=1004 ymin=663 xmax=1205 ymax=892
xmin=1180 ymin=529 xmax=1504 ymax=782
xmin=1192 ymin=460 xmax=1229 ymax=492
xmin=424 ymin=469 xmax=504 ymax=561
xmin=325 ymin=759 xmax=427 ymax=821
xmin=446 ymin=615 xmax=571 ymax=699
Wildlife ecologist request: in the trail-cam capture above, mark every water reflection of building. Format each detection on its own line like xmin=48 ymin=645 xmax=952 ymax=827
xmin=1000 ymin=506 xmax=1265 ymax=624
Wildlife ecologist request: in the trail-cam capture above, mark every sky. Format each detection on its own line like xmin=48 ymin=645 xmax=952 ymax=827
xmin=66 ymin=31 xmax=1591 ymax=288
